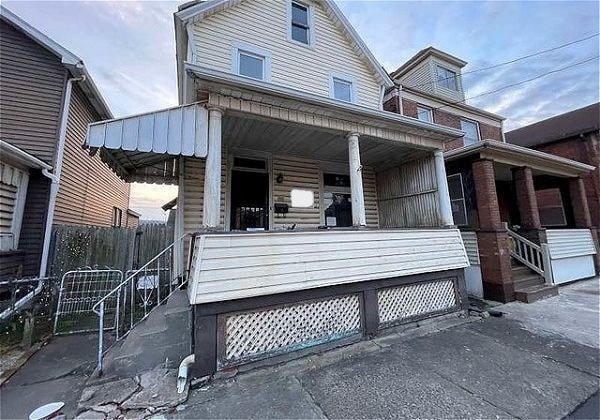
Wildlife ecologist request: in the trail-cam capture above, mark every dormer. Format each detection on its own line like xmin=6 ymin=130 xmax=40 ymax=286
xmin=175 ymin=0 xmax=393 ymax=110
xmin=390 ymin=47 xmax=467 ymax=103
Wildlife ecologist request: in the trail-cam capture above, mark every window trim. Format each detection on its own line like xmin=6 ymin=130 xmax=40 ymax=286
xmin=435 ymin=64 xmax=458 ymax=91
xmin=460 ymin=118 xmax=481 ymax=146
xmin=287 ymin=0 xmax=315 ymax=47
xmin=112 ymin=207 xmax=123 ymax=228
xmin=416 ymin=105 xmax=433 ymax=123
xmin=446 ymin=173 xmax=468 ymax=226
xmin=328 ymin=72 xmax=356 ymax=103
xmin=231 ymin=42 xmax=272 ymax=82
xmin=0 ymin=162 xmax=29 ymax=252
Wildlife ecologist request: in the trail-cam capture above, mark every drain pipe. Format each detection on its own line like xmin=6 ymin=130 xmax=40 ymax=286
xmin=38 ymin=73 xmax=85 ymax=277
xmin=177 ymin=354 xmax=195 ymax=393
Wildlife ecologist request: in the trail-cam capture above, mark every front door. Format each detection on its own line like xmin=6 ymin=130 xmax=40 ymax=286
xmin=229 ymin=158 xmax=269 ymax=231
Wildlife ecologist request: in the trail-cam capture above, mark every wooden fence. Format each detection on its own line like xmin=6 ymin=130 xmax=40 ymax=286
xmin=48 ymin=223 xmax=174 ymax=281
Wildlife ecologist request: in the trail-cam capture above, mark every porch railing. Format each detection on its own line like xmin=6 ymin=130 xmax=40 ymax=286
xmin=91 ymin=233 xmax=194 ymax=373
xmin=505 ymin=226 xmax=552 ymax=283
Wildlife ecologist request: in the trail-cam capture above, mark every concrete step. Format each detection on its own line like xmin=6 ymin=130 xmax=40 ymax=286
xmin=513 ymin=274 xmax=545 ymax=290
xmin=514 ymin=284 xmax=559 ymax=303
xmin=511 ymin=265 xmax=532 ymax=276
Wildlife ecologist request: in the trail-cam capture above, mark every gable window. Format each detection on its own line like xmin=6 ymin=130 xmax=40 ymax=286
xmin=290 ymin=1 xmax=311 ymax=45
xmin=436 ymin=65 xmax=458 ymax=91
xmin=112 ymin=207 xmax=123 ymax=228
xmin=323 ymin=173 xmax=352 ymax=227
xmin=329 ymin=75 xmax=354 ymax=103
xmin=460 ymin=119 xmax=480 ymax=146
xmin=232 ymin=43 xmax=272 ymax=82
xmin=417 ymin=106 xmax=433 ymax=123
xmin=447 ymin=174 xmax=467 ymax=226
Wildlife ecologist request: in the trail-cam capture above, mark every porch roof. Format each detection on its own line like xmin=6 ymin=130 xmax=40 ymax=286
xmin=444 ymin=140 xmax=595 ymax=178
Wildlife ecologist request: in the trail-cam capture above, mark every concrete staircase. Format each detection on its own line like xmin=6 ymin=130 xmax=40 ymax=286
xmin=511 ymin=261 xmax=558 ymax=303
xmin=101 ymin=289 xmax=192 ymax=378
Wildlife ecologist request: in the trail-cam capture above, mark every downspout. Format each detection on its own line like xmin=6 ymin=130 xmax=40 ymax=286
xmin=39 ymin=74 xmax=85 ymax=277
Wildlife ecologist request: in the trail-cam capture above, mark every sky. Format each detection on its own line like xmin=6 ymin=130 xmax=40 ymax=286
xmin=4 ymin=0 xmax=599 ymax=219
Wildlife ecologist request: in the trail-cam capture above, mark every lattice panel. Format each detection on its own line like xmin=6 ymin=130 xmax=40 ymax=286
xmin=377 ymin=279 xmax=457 ymax=326
xmin=221 ymin=295 xmax=361 ymax=367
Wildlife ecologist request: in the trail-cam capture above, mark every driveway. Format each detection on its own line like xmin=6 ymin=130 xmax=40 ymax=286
xmin=177 ymin=278 xmax=600 ymax=419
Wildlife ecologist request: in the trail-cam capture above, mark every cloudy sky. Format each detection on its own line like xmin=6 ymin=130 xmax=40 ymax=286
xmin=4 ymin=0 xmax=599 ymax=219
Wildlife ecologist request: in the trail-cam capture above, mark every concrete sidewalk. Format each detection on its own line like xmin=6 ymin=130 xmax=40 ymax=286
xmin=176 ymin=279 xmax=600 ymax=419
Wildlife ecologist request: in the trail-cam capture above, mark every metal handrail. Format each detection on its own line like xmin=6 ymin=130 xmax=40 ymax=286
xmin=93 ymin=233 xmax=191 ymax=373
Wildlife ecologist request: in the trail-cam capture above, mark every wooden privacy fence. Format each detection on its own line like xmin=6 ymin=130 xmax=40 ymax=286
xmin=48 ymin=223 xmax=174 ymax=281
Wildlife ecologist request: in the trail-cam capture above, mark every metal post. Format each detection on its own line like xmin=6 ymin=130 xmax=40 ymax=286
xmin=98 ymin=300 xmax=104 ymax=373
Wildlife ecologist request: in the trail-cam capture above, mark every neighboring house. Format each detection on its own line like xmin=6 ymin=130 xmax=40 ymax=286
xmin=0 ymin=7 xmax=132 ymax=280
xmin=385 ymin=46 xmax=597 ymax=303
xmin=505 ymin=103 xmax=600 ymax=239
xmin=85 ymin=0 xmax=471 ymax=376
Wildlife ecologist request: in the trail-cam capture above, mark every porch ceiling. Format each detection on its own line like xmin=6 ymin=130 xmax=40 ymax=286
xmin=222 ymin=112 xmax=429 ymax=168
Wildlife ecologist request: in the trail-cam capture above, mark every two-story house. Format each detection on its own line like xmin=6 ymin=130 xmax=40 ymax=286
xmin=0 ymin=7 xmax=134 ymax=280
xmin=385 ymin=47 xmax=597 ymax=304
xmin=84 ymin=0 xmax=473 ymax=376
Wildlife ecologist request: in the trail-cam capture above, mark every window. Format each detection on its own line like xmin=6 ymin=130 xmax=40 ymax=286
xmin=323 ymin=173 xmax=352 ymax=227
xmin=232 ymin=43 xmax=272 ymax=81
xmin=447 ymin=174 xmax=467 ymax=226
xmin=460 ymin=119 xmax=480 ymax=146
xmin=416 ymin=106 xmax=433 ymax=123
xmin=536 ymin=188 xmax=567 ymax=226
xmin=112 ymin=207 xmax=123 ymax=228
xmin=291 ymin=189 xmax=314 ymax=208
xmin=0 ymin=163 xmax=28 ymax=252
xmin=290 ymin=1 xmax=311 ymax=45
xmin=436 ymin=65 xmax=458 ymax=91
xmin=0 ymin=181 xmax=18 ymax=251
xmin=330 ymin=76 xmax=354 ymax=103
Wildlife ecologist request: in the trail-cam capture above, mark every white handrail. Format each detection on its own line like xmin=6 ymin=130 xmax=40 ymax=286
xmin=505 ymin=228 xmax=544 ymax=276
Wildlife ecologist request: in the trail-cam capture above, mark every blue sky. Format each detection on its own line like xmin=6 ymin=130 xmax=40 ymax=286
xmin=4 ymin=0 xmax=599 ymax=219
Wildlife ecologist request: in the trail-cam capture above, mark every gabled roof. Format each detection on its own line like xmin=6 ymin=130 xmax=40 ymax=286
xmin=174 ymin=0 xmax=394 ymax=89
xmin=391 ymin=47 xmax=467 ymax=80
xmin=0 ymin=6 xmax=112 ymax=119
xmin=505 ymin=103 xmax=600 ymax=148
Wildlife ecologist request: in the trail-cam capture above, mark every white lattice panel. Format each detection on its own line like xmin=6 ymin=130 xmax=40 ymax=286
xmin=377 ymin=280 xmax=457 ymax=325
xmin=221 ymin=295 xmax=361 ymax=366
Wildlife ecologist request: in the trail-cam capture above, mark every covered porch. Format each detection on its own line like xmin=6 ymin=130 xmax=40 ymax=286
xmin=445 ymin=140 xmax=598 ymax=303
xmin=85 ymin=68 xmax=471 ymax=372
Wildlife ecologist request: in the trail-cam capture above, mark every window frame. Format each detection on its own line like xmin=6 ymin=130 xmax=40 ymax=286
xmin=0 ymin=163 xmax=29 ymax=252
xmin=112 ymin=207 xmax=123 ymax=228
xmin=328 ymin=72 xmax=356 ymax=103
xmin=446 ymin=173 xmax=468 ymax=226
xmin=535 ymin=188 xmax=567 ymax=227
xmin=460 ymin=118 xmax=481 ymax=146
xmin=435 ymin=65 xmax=458 ymax=91
xmin=416 ymin=105 xmax=433 ymax=123
xmin=321 ymin=172 xmax=353 ymax=228
xmin=231 ymin=42 xmax=272 ymax=82
xmin=288 ymin=0 xmax=314 ymax=47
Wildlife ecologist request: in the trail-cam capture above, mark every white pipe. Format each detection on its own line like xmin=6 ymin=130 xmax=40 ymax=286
xmin=177 ymin=354 xmax=195 ymax=393
xmin=39 ymin=75 xmax=85 ymax=277
xmin=434 ymin=149 xmax=454 ymax=226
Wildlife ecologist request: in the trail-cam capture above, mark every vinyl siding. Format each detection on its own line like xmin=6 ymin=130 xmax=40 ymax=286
xmin=396 ymin=57 xmax=465 ymax=102
xmin=0 ymin=20 xmax=65 ymax=164
xmin=183 ymin=153 xmax=378 ymax=233
xmin=191 ymin=0 xmax=383 ymax=108
xmin=53 ymin=85 xmax=130 ymax=227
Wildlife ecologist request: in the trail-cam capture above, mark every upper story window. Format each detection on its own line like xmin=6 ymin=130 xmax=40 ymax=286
xmin=436 ymin=65 xmax=458 ymax=91
xmin=329 ymin=74 xmax=355 ymax=103
xmin=232 ymin=42 xmax=272 ymax=82
xmin=416 ymin=105 xmax=433 ymax=123
xmin=460 ymin=119 xmax=480 ymax=146
xmin=290 ymin=1 xmax=312 ymax=45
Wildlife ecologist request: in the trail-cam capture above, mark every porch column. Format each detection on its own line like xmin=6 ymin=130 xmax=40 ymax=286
xmin=513 ymin=167 xmax=541 ymax=230
xmin=203 ymin=107 xmax=223 ymax=228
xmin=568 ymin=177 xmax=592 ymax=228
xmin=472 ymin=159 xmax=513 ymax=302
xmin=347 ymin=133 xmax=366 ymax=227
xmin=433 ymin=150 xmax=454 ymax=226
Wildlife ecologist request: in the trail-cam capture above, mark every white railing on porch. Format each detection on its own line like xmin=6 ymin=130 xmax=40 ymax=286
xmin=505 ymin=225 xmax=552 ymax=283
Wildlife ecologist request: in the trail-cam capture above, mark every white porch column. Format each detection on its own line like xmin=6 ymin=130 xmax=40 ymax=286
xmin=347 ymin=132 xmax=366 ymax=227
xmin=203 ymin=107 xmax=223 ymax=228
xmin=434 ymin=149 xmax=454 ymax=226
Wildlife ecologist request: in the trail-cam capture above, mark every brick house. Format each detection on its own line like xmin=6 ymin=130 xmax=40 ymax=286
xmin=385 ymin=47 xmax=598 ymax=303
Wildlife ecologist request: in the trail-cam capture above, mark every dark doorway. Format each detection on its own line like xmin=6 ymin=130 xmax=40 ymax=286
xmin=230 ymin=170 xmax=269 ymax=230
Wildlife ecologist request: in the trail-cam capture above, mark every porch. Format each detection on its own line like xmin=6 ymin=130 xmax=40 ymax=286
xmin=445 ymin=140 xmax=598 ymax=303
xmin=85 ymin=67 xmax=471 ymax=372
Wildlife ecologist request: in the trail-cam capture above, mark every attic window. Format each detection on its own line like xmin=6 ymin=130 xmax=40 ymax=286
xmin=232 ymin=42 xmax=272 ymax=81
xmin=330 ymin=75 xmax=355 ymax=103
xmin=436 ymin=65 xmax=458 ymax=90
xmin=290 ymin=1 xmax=311 ymax=45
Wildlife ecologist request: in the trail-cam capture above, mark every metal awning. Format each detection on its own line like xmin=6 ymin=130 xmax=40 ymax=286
xmin=85 ymin=103 xmax=208 ymax=184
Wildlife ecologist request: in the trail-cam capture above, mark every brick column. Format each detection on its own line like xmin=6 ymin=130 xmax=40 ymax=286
xmin=472 ymin=160 xmax=513 ymax=302
xmin=569 ymin=177 xmax=592 ymax=228
xmin=513 ymin=167 xmax=541 ymax=229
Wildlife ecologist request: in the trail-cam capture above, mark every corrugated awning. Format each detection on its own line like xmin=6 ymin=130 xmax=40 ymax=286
xmin=85 ymin=103 xmax=208 ymax=184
